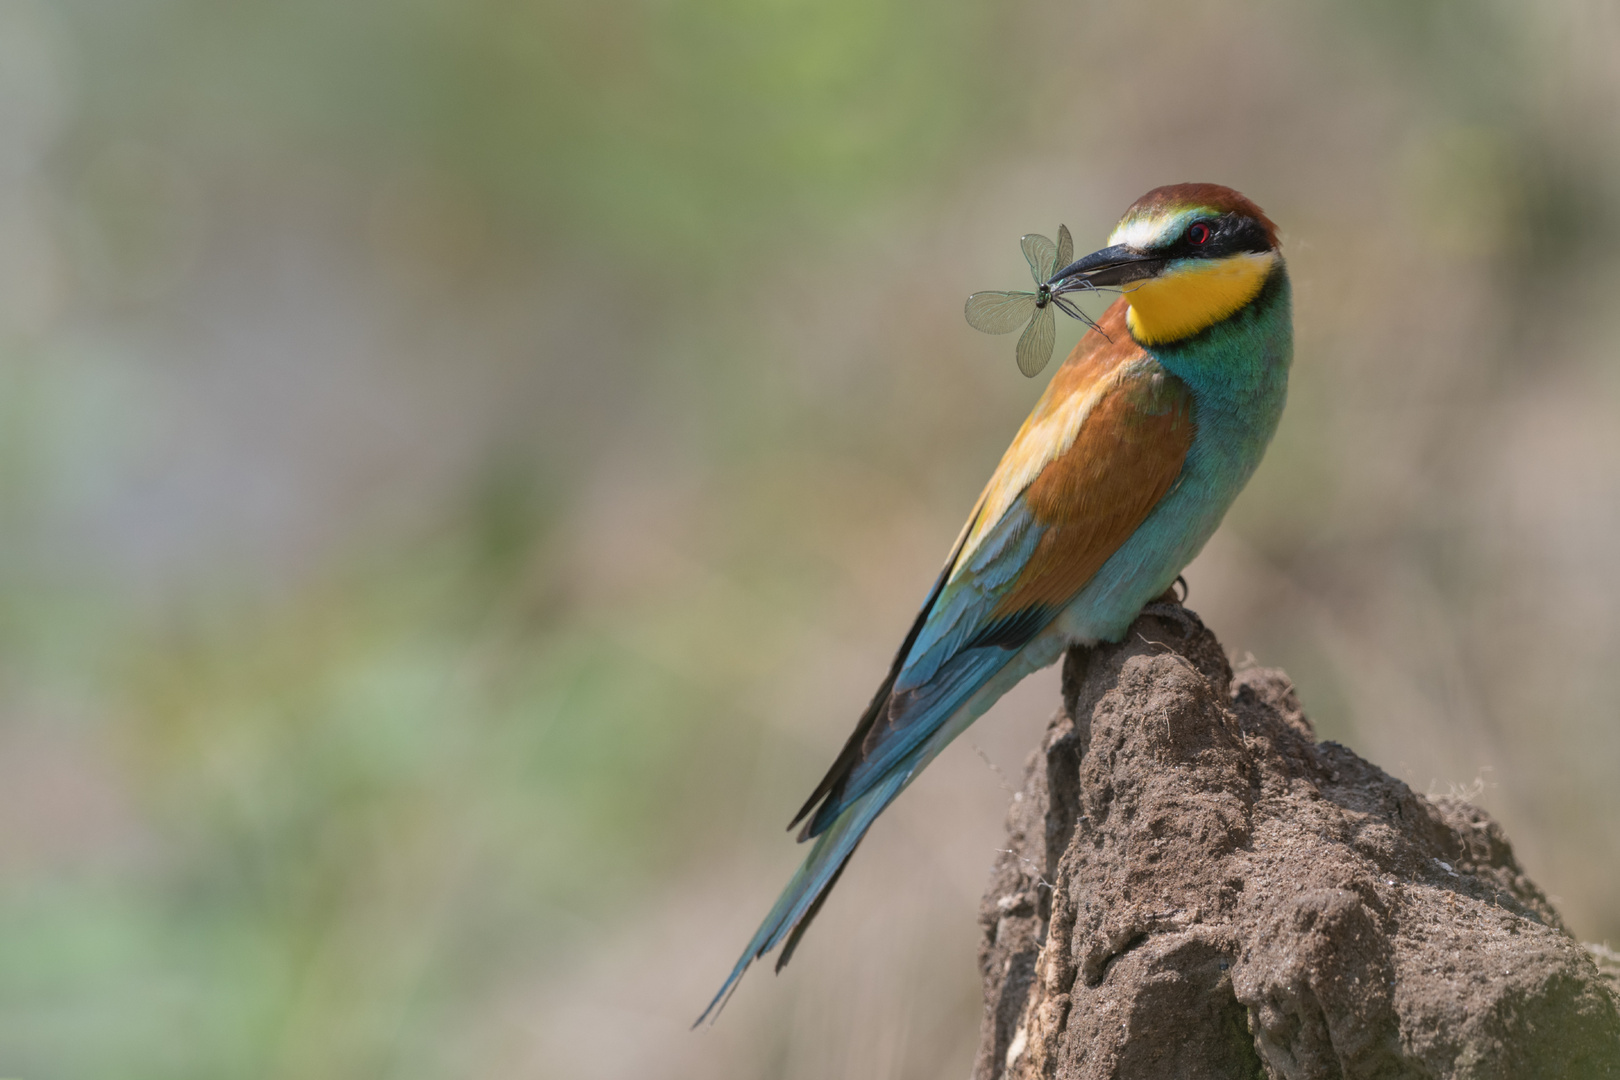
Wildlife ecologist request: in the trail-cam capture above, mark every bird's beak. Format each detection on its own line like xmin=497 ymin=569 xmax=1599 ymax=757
xmin=1049 ymin=245 xmax=1168 ymax=293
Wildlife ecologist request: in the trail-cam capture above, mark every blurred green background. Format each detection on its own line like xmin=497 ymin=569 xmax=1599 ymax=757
xmin=2 ymin=0 xmax=1618 ymax=1075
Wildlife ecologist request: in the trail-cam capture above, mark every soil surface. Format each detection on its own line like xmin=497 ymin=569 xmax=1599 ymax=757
xmin=974 ymin=603 xmax=1620 ymax=1080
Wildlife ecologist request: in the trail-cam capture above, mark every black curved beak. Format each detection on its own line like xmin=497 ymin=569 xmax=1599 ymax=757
xmin=1049 ymin=245 xmax=1168 ymax=293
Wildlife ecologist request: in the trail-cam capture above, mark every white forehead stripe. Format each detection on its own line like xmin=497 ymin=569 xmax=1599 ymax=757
xmin=1108 ymin=207 xmax=1202 ymax=250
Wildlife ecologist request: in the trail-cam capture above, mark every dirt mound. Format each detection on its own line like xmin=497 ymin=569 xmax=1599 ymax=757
xmin=974 ymin=604 xmax=1620 ymax=1080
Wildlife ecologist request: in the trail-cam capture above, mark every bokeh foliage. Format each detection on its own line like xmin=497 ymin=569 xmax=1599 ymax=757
xmin=2 ymin=0 xmax=1618 ymax=1076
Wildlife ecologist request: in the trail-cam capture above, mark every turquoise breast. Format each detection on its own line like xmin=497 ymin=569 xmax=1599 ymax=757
xmin=1058 ymin=265 xmax=1293 ymax=642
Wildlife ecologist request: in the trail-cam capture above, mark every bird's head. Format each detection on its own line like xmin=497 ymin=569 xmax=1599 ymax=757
xmin=1051 ymin=183 xmax=1281 ymax=346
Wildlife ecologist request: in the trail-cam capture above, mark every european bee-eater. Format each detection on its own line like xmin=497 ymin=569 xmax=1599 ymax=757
xmin=700 ymin=183 xmax=1290 ymax=1021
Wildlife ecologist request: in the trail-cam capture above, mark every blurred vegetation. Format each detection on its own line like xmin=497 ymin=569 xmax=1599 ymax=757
xmin=1 ymin=0 xmax=1618 ymax=1076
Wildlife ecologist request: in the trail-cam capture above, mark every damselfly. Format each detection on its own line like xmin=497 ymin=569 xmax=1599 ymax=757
xmin=964 ymin=225 xmax=1099 ymax=377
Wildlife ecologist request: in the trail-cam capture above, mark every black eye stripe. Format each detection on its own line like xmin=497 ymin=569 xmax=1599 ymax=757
xmin=1159 ymin=214 xmax=1271 ymax=256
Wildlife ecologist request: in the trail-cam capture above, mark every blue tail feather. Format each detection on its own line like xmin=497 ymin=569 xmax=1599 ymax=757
xmin=694 ymin=765 xmax=911 ymax=1025
xmin=804 ymin=646 xmax=1009 ymax=838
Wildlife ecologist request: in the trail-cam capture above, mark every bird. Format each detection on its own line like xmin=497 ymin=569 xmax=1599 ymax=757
xmin=698 ymin=183 xmax=1291 ymax=1023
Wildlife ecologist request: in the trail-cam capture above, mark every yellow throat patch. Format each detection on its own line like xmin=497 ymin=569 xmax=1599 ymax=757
xmin=1124 ymin=251 xmax=1276 ymax=345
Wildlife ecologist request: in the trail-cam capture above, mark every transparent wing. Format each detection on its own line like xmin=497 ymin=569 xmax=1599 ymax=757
xmin=1015 ymin=303 xmax=1056 ymax=377
xmin=1020 ymin=233 xmax=1057 ymax=284
xmin=1054 ymin=224 xmax=1073 ymax=280
xmin=965 ymin=290 xmax=1037 ymax=334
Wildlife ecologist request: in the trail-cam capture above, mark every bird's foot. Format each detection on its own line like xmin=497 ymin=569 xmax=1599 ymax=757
xmin=1140 ymin=579 xmax=1201 ymax=642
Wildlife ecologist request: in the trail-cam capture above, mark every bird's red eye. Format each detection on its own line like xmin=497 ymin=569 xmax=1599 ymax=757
xmin=1188 ymin=222 xmax=1211 ymax=245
